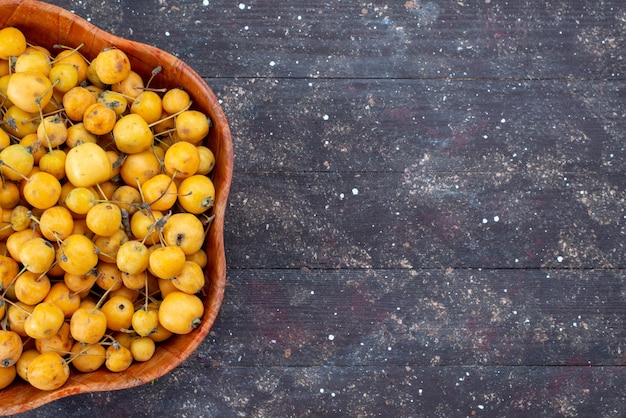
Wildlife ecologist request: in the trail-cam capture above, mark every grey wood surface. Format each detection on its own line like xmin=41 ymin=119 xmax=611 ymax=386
xmin=8 ymin=0 xmax=626 ymax=417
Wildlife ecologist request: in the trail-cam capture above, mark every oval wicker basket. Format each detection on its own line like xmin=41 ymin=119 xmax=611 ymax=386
xmin=0 ymin=0 xmax=233 ymax=414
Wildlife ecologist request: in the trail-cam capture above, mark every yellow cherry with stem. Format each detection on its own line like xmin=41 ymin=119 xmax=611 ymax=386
xmin=63 ymin=270 xmax=98 ymax=295
xmin=44 ymin=281 xmax=82 ymax=319
xmin=162 ymin=212 xmax=206 ymax=256
xmin=23 ymin=300 xmax=65 ymax=340
xmin=38 ymin=149 xmax=67 ymax=180
xmin=174 ymin=109 xmax=210 ymax=144
xmin=0 ymin=27 xmax=26 ymax=60
xmin=8 ymin=205 xmax=33 ymax=232
xmin=111 ymin=185 xmax=142 ymax=216
xmin=69 ymin=341 xmax=106 ymax=373
xmin=0 ymin=364 xmax=16 ymax=390
xmin=37 ymin=114 xmax=67 ymax=150
xmin=148 ymin=245 xmax=186 ymax=280
xmin=93 ymin=228 xmax=128 ymax=263
xmin=14 ymin=270 xmax=51 ymax=305
xmin=116 ymin=240 xmax=150 ymax=275
xmin=2 ymin=105 xmax=39 ymax=139
xmin=57 ymin=233 xmax=99 ymax=275
xmin=158 ymin=291 xmax=204 ymax=335
xmin=5 ymin=229 xmax=38 ymax=265
xmin=69 ymin=277 xmax=120 ymax=344
xmin=6 ymin=300 xmax=34 ymax=337
xmin=131 ymin=305 xmax=159 ymax=338
xmin=86 ymin=202 xmax=122 ymax=237
xmin=26 ymin=351 xmax=70 ymax=390
xmin=196 ymin=145 xmax=215 ymax=175
xmin=0 ymin=144 xmax=34 ymax=182
xmin=163 ymin=141 xmax=200 ymax=179
xmin=14 ymin=49 xmax=50 ymax=76
xmin=35 ymin=321 xmax=74 ymax=355
xmin=111 ymin=70 xmax=144 ymax=101
xmin=94 ymin=47 xmax=131 ymax=85
xmin=22 ymin=171 xmax=62 ymax=210
xmin=113 ymin=113 xmax=153 ymax=154
xmin=0 ymin=254 xmax=19 ymax=293
xmin=98 ymin=90 xmax=128 ymax=116
xmin=129 ymin=208 xmax=164 ymax=246
xmin=0 ymin=329 xmax=23 ymax=368
xmin=0 ymin=180 xmax=20 ymax=210
xmin=105 ymin=339 xmax=133 ymax=372
xmin=49 ymin=63 xmax=79 ymax=93
xmin=121 ymin=269 xmax=147 ymax=291
xmin=101 ymin=295 xmax=134 ymax=332
xmin=65 ymin=142 xmax=113 ymax=188
xmin=19 ymin=237 xmax=56 ymax=274
xmin=51 ymin=43 xmax=88 ymax=83
xmin=140 ymin=173 xmax=178 ymax=212
xmin=6 ymin=72 xmax=57 ymax=114
xmin=130 ymin=91 xmax=162 ymax=124
xmin=15 ymin=348 xmax=38 ymax=382
xmin=130 ymin=336 xmax=155 ymax=362
xmin=162 ymin=87 xmax=191 ymax=114
xmin=63 ymin=86 xmax=97 ymax=122
xmin=170 ymin=260 xmax=205 ymax=295
xmin=119 ymin=149 xmax=162 ymax=187
xmin=177 ymin=174 xmax=215 ymax=215
xmin=111 ymin=330 xmax=134 ymax=349
xmin=82 ymin=102 xmax=116 ymax=136
xmin=94 ymin=262 xmax=123 ymax=292
xmin=131 ymin=274 xmax=158 ymax=337
xmin=63 ymin=186 xmax=99 ymax=215
xmin=37 ymin=205 xmax=75 ymax=242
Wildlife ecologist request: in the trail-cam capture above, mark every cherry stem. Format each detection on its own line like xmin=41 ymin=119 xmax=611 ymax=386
xmin=66 ymin=343 xmax=106 ymax=364
xmin=0 ymin=265 xmax=28 ymax=299
xmin=94 ymin=279 xmax=121 ymax=311
xmin=0 ymin=160 xmax=30 ymax=182
xmin=145 ymin=66 xmax=162 ymax=89
xmin=144 ymin=270 xmax=149 ymax=310
xmin=0 ymin=290 xmax=31 ymax=316
xmin=147 ymin=101 xmax=192 ymax=128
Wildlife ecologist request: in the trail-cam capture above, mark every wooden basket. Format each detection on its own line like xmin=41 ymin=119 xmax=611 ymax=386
xmin=0 ymin=0 xmax=233 ymax=414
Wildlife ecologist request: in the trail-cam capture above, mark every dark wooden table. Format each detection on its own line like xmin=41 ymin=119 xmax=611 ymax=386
xmin=9 ymin=0 xmax=626 ymax=416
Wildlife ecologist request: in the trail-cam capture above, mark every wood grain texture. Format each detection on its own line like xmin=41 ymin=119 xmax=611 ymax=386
xmin=6 ymin=0 xmax=626 ymax=416
xmin=55 ymin=0 xmax=626 ymax=80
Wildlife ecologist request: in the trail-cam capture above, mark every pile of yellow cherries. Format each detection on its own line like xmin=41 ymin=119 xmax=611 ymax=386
xmin=0 ymin=26 xmax=216 ymax=391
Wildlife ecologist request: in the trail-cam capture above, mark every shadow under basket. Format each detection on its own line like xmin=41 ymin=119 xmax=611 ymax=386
xmin=0 ymin=0 xmax=233 ymax=414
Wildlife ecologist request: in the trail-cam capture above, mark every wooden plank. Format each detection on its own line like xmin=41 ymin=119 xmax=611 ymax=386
xmin=207 ymin=78 xmax=626 ymax=174
xmin=44 ymin=0 xmax=626 ymax=80
xmin=225 ymin=171 xmax=626 ymax=269
xmin=206 ymin=269 xmax=626 ymax=367
xmin=15 ymin=364 xmax=626 ymax=417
